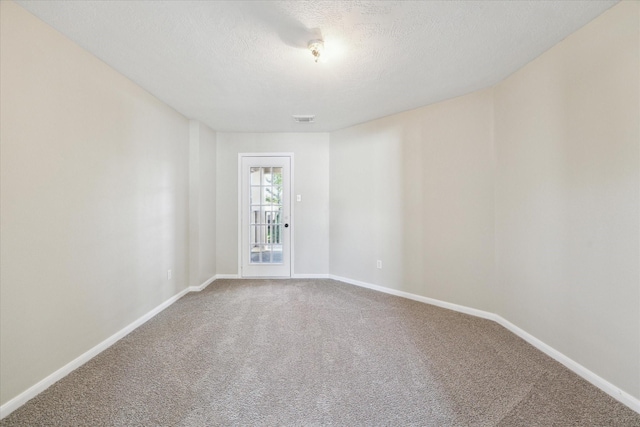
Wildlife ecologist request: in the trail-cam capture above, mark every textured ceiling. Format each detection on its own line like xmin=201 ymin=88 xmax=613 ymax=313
xmin=15 ymin=0 xmax=617 ymax=132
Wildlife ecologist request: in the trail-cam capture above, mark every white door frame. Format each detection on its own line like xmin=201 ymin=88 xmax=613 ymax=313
xmin=238 ymin=153 xmax=294 ymax=277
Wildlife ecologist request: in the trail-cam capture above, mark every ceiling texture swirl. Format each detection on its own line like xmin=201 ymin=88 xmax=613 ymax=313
xmin=16 ymin=0 xmax=618 ymax=132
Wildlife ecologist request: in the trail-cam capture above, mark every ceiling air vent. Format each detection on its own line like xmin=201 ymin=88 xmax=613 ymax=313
xmin=292 ymin=115 xmax=315 ymax=123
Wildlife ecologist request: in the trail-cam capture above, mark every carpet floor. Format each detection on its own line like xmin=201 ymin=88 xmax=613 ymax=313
xmin=2 ymin=279 xmax=639 ymax=426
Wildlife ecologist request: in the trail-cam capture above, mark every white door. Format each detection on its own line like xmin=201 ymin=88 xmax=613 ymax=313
xmin=240 ymin=155 xmax=291 ymax=277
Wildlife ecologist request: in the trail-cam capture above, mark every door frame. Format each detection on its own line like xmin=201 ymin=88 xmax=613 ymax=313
xmin=237 ymin=153 xmax=294 ymax=278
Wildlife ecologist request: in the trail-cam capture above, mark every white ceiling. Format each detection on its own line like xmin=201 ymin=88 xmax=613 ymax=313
xmin=16 ymin=0 xmax=618 ymax=133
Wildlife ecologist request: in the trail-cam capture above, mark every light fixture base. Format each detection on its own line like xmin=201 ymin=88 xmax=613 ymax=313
xmin=308 ymin=40 xmax=324 ymax=63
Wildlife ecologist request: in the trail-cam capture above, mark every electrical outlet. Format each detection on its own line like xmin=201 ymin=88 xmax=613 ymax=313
xmin=376 ymin=260 xmax=382 ymax=269
xmin=167 ymin=269 xmax=172 ymax=280
xmin=296 ymin=194 xmax=302 ymax=202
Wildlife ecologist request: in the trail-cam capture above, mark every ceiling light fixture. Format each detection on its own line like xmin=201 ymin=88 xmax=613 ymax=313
xmin=308 ymin=40 xmax=324 ymax=63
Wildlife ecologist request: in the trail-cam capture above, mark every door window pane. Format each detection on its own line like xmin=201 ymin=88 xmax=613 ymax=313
xmin=262 ymin=167 xmax=272 ymax=185
xmin=251 ymin=187 xmax=261 ymax=205
xmin=248 ymin=166 xmax=284 ymax=265
xmin=250 ymin=168 xmax=261 ymax=185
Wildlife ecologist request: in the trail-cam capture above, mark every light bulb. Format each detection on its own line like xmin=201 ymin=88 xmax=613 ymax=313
xmin=308 ymin=40 xmax=324 ymax=63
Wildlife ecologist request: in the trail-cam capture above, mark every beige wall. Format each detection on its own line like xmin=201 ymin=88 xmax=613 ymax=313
xmin=2 ymin=0 xmax=638 ymax=412
xmin=330 ymin=0 xmax=639 ymax=400
xmin=0 ymin=2 xmax=191 ymax=405
xmin=330 ymin=89 xmax=496 ymax=312
xmin=494 ymin=1 xmax=639 ymax=398
xmin=189 ymin=121 xmax=217 ymax=287
xmin=216 ymin=133 xmax=330 ymax=276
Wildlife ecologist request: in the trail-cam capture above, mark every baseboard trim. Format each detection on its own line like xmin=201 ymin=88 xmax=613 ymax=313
xmin=188 ymin=275 xmax=217 ymax=292
xmin=214 ymin=274 xmax=241 ymax=279
xmin=3 ymin=275 xmax=637 ymax=418
xmin=213 ymin=273 xmax=331 ymax=280
xmin=2 ymin=274 xmax=235 ymax=419
xmin=329 ymin=275 xmax=496 ymax=321
xmin=492 ymin=315 xmax=640 ymax=414
xmin=291 ymin=274 xmax=330 ymax=279
xmin=0 ymin=284 xmax=195 ymax=419
xmin=328 ymin=275 xmax=640 ymax=414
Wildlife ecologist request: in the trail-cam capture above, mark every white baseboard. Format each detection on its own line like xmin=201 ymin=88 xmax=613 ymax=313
xmin=214 ymin=274 xmax=240 ymax=279
xmin=3 ymin=275 xmax=637 ymax=419
xmin=492 ymin=315 xmax=640 ymax=414
xmin=0 ymin=274 xmax=236 ymax=420
xmin=216 ymin=274 xmax=330 ymax=280
xmin=188 ymin=275 xmax=217 ymax=292
xmin=329 ymin=275 xmax=496 ymax=321
xmin=0 ymin=284 xmax=193 ymax=419
xmin=217 ymin=274 xmax=332 ymax=280
xmin=291 ymin=274 xmax=330 ymax=279
xmin=328 ymin=275 xmax=640 ymax=414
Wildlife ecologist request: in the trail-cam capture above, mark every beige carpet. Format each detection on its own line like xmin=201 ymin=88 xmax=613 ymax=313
xmin=2 ymin=279 xmax=639 ymax=426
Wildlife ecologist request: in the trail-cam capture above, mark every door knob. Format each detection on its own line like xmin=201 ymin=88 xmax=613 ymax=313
xmin=284 ymin=223 xmax=289 ymax=228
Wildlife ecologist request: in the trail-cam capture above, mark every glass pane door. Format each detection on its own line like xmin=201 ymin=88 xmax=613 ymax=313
xmin=241 ymin=156 xmax=291 ymax=277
